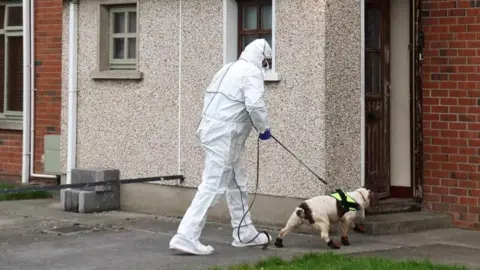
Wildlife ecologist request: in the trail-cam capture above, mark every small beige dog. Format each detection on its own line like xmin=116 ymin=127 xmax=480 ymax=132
xmin=274 ymin=187 xmax=375 ymax=249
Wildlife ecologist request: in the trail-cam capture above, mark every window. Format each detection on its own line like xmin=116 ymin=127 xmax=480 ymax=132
xmin=225 ymin=0 xmax=280 ymax=81
xmin=0 ymin=3 xmax=24 ymax=122
xmin=109 ymin=6 xmax=137 ymax=70
xmin=237 ymin=0 xmax=272 ymax=57
xmin=92 ymin=3 xmax=142 ymax=80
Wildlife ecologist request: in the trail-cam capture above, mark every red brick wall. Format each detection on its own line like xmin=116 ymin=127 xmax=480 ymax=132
xmin=0 ymin=131 xmax=22 ymax=176
xmin=33 ymin=0 xmax=63 ymax=173
xmin=0 ymin=0 xmax=62 ymax=179
xmin=422 ymin=0 xmax=480 ymax=230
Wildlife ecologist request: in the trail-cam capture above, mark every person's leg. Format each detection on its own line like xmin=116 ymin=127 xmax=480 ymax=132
xmin=226 ymin=156 xmax=270 ymax=247
xmin=170 ymin=142 xmax=232 ymax=255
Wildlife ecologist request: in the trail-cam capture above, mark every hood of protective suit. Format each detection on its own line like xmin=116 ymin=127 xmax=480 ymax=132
xmin=239 ymin=39 xmax=272 ymax=69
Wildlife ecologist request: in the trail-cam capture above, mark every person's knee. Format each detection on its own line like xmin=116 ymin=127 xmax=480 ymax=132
xmin=209 ymin=193 xmax=223 ymax=209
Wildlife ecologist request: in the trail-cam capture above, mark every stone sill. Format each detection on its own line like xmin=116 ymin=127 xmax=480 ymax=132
xmin=0 ymin=119 xmax=23 ymax=130
xmin=90 ymin=70 xmax=143 ymax=81
xmin=264 ymin=70 xmax=281 ymax=82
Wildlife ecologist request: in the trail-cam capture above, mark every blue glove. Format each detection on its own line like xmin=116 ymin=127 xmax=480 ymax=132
xmin=259 ymin=128 xmax=271 ymax=140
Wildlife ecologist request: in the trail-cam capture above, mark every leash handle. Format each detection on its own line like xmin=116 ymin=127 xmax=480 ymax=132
xmin=270 ymin=135 xmax=328 ymax=185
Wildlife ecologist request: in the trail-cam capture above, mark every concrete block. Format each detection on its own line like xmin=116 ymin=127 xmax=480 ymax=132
xmin=60 ymin=189 xmax=68 ymax=211
xmin=71 ymin=168 xmax=120 ymax=192
xmin=60 ymin=189 xmax=82 ymax=213
xmin=78 ymin=189 xmax=120 ymax=214
xmin=70 ymin=190 xmax=81 ymax=213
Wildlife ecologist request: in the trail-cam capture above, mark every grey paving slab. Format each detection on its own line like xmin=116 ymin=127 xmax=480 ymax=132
xmin=0 ymin=199 xmax=478 ymax=270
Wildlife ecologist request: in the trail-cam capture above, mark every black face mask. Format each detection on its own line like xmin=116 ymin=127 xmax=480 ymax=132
xmin=261 ymin=40 xmax=272 ymax=69
xmin=262 ymin=58 xmax=272 ymax=69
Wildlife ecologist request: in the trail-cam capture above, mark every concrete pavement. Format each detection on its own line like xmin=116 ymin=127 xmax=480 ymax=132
xmin=0 ymin=199 xmax=479 ymax=270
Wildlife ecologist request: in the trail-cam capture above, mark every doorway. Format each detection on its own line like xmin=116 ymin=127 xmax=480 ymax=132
xmin=364 ymin=0 xmax=423 ymax=200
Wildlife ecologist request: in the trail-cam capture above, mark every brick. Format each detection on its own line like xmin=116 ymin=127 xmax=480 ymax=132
xmin=449 ymin=155 xmax=467 ymax=163
xmin=450 ymin=188 xmax=468 ymax=196
xmin=449 ymin=9 xmax=466 ymax=16
xmin=433 ymin=186 xmax=449 ymax=194
xmin=450 ymin=122 xmax=467 ymax=130
xmin=439 ymin=1 xmax=456 ymax=9
xmin=424 ymin=177 xmax=441 ymax=186
xmin=460 ymin=197 xmax=477 ymax=207
xmin=449 ymin=25 xmax=466 ymax=33
xmin=451 ymin=204 xmax=468 ymax=214
xmin=458 ymin=213 xmax=478 ymax=222
xmin=432 ymin=203 xmax=450 ymax=211
xmin=470 ymin=189 xmax=480 ymax=197
xmin=425 ymin=193 xmax=441 ymax=202
xmin=442 ymin=179 xmax=459 ymax=187
xmin=459 ymin=180 xmax=477 ymax=189
xmin=469 ymin=207 xmax=480 ymax=214
xmin=467 ymin=25 xmax=480 ymax=32
xmin=468 ymin=57 xmax=480 ymax=64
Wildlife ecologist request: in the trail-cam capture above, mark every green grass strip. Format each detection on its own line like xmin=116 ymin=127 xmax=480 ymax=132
xmin=211 ymin=252 xmax=468 ymax=270
xmin=0 ymin=182 xmax=53 ymax=201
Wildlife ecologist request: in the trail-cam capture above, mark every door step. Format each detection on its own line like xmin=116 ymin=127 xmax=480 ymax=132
xmin=358 ymin=211 xmax=451 ymax=235
xmin=366 ymin=198 xmax=422 ymax=215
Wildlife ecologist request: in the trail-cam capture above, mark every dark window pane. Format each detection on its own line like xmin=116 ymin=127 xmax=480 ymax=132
xmin=243 ymin=6 xmax=257 ymax=30
xmin=128 ymin=12 xmax=136 ymax=33
xmin=7 ymin=6 xmax=22 ymax=27
xmin=7 ymin=36 xmax=23 ymax=112
xmin=365 ymin=7 xmax=380 ymax=50
xmin=261 ymin=5 xmax=272 ymax=30
xmin=113 ymin=38 xmax=125 ymax=59
xmin=0 ymin=6 xmax=5 ymax=29
xmin=365 ymin=52 xmax=381 ymax=95
xmin=127 ymin=38 xmax=136 ymax=59
xmin=0 ymin=35 xmax=4 ymax=113
xmin=113 ymin=12 xmax=125 ymax=34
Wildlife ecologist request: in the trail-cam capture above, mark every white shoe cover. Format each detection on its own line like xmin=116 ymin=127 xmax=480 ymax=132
xmin=231 ymin=229 xmax=272 ymax=248
xmin=169 ymin=234 xmax=214 ymax=255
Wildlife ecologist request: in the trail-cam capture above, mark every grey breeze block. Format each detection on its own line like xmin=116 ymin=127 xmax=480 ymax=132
xmin=61 ymin=168 xmax=121 ymax=214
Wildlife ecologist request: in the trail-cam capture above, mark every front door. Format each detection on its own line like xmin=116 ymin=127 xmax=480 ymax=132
xmin=365 ymin=0 xmax=391 ymax=198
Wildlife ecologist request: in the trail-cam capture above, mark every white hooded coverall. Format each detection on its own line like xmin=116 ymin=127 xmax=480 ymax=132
xmin=169 ymin=39 xmax=272 ymax=255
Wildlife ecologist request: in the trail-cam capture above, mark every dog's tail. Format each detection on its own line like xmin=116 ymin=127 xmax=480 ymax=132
xmin=295 ymin=207 xmax=305 ymax=219
xmin=295 ymin=202 xmax=314 ymax=224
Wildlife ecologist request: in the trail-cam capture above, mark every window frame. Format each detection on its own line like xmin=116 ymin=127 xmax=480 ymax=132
xmin=108 ymin=5 xmax=137 ymax=70
xmin=0 ymin=2 xmax=24 ymax=124
xmin=237 ymin=0 xmax=272 ymax=58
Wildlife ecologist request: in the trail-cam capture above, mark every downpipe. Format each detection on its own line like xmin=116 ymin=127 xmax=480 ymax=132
xmin=66 ymin=0 xmax=79 ymax=185
xmin=21 ymin=0 xmax=32 ymax=184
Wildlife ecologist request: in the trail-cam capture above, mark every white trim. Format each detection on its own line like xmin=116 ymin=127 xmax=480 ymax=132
xmin=360 ymin=0 xmax=365 ymax=187
xmin=271 ymin=0 xmax=276 ymax=72
xmin=177 ymin=0 xmax=182 ymax=179
xmin=222 ymin=0 xmax=227 ymax=65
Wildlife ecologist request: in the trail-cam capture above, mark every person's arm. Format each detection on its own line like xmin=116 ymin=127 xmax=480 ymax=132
xmin=241 ymin=68 xmax=269 ymax=133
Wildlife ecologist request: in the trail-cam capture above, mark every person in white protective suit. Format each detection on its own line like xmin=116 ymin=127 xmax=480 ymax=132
xmin=169 ymin=39 xmax=273 ymax=255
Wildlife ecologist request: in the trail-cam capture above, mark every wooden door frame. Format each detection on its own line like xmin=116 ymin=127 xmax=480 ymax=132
xmin=411 ymin=0 xmax=424 ymax=202
xmin=363 ymin=0 xmax=424 ymax=200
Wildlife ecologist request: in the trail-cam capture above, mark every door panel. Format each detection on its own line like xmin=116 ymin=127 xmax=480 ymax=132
xmin=365 ymin=0 xmax=391 ymax=198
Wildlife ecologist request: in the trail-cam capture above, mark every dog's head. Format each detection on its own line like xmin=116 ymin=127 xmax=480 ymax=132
xmin=355 ymin=187 xmax=378 ymax=209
